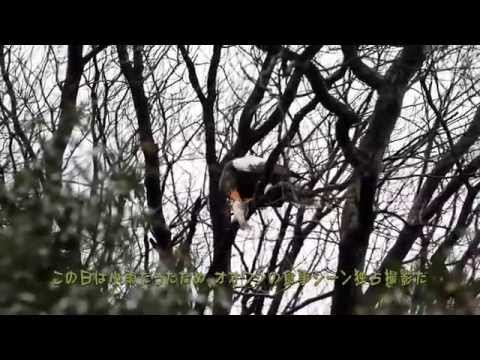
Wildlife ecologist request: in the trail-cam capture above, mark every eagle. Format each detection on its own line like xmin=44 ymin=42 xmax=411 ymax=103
xmin=219 ymin=155 xmax=321 ymax=229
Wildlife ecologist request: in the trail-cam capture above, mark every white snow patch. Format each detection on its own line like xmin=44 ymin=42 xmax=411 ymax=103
xmin=232 ymin=156 xmax=266 ymax=172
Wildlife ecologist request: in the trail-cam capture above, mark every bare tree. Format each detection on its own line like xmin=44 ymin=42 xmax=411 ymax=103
xmin=1 ymin=45 xmax=480 ymax=315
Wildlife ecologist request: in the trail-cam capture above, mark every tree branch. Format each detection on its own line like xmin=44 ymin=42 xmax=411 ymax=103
xmin=341 ymin=45 xmax=385 ymax=90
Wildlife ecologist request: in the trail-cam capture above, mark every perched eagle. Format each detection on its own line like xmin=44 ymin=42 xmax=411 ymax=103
xmin=219 ymin=155 xmax=321 ymax=229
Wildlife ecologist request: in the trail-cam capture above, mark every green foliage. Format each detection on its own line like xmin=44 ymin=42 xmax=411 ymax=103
xmin=0 ymin=168 xmax=193 ymax=314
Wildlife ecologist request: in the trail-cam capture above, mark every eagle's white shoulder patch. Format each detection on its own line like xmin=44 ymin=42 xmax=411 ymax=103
xmin=232 ymin=156 xmax=266 ymax=172
xmin=264 ymin=183 xmax=273 ymax=194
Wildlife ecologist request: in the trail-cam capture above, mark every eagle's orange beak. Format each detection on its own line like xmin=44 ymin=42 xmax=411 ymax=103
xmin=227 ymin=189 xmax=242 ymax=202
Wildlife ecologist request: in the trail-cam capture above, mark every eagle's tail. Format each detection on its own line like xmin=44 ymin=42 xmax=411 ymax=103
xmin=274 ymin=181 xmax=323 ymax=208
